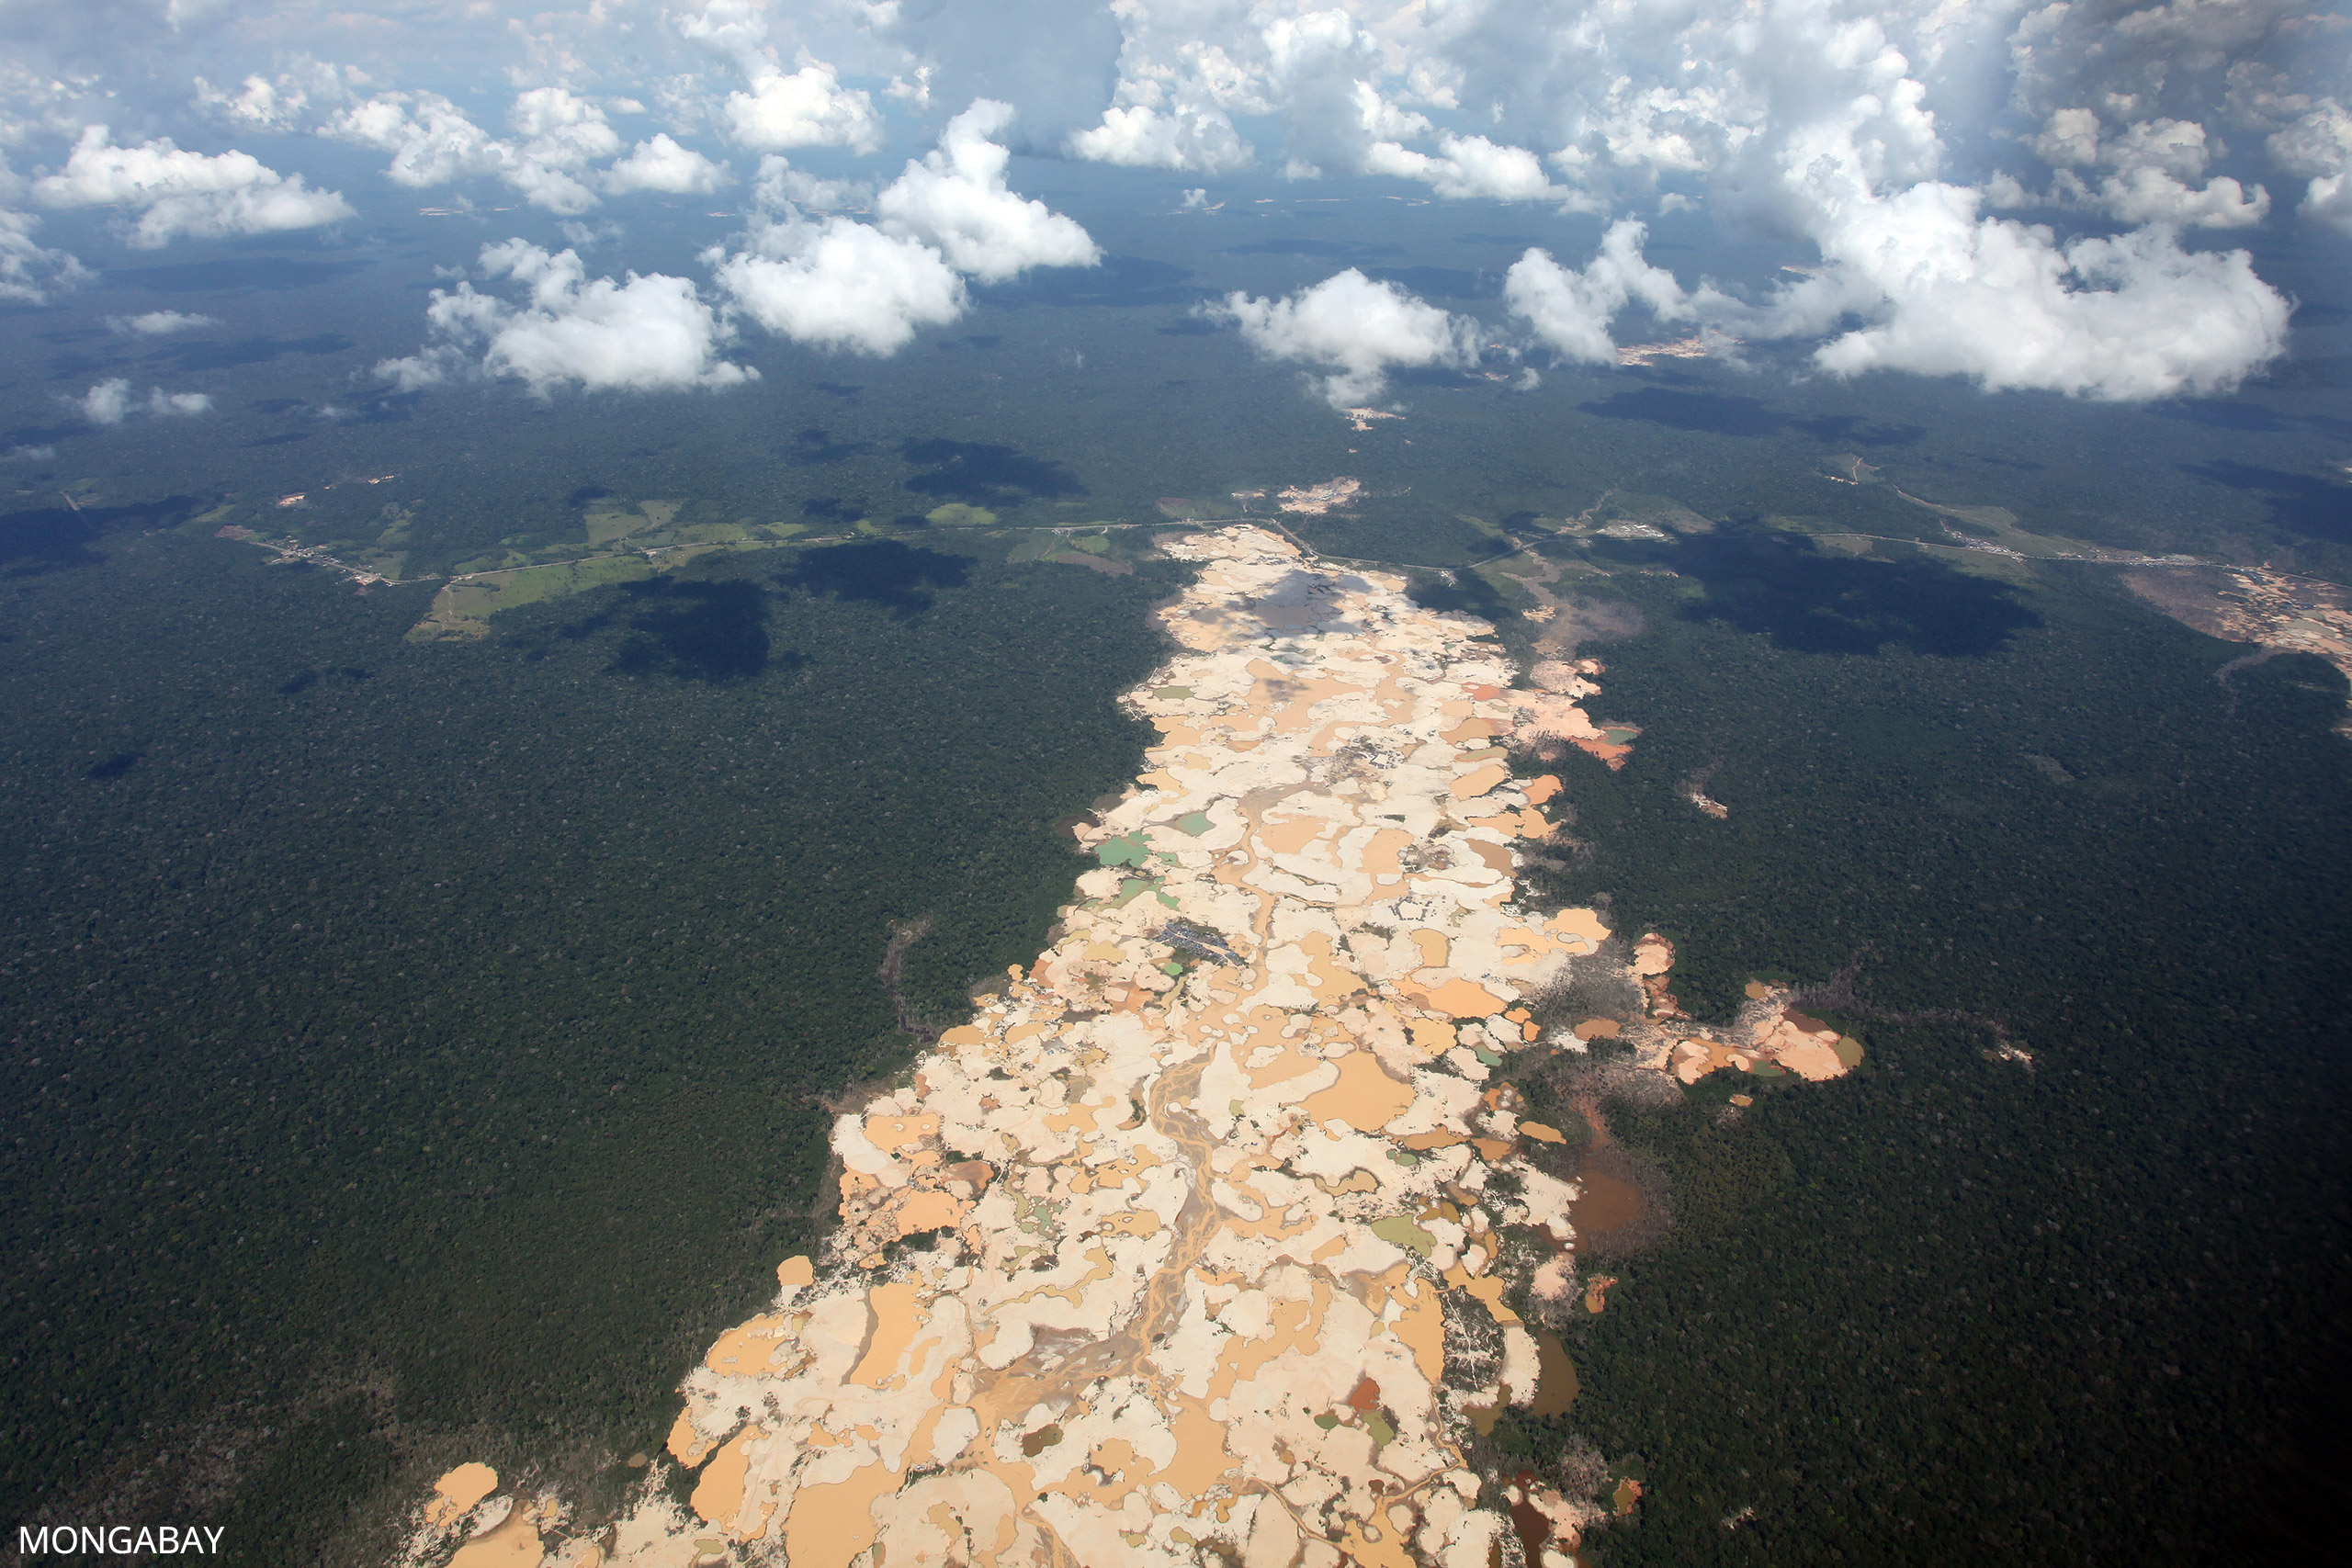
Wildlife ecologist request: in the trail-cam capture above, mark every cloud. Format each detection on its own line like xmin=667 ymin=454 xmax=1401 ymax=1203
xmin=711 ymin=210 xmax=967 ymax=355
xmin=326 ymin=91 xmax=506 ymax=188
xmin=107 ymin=310 xmax=218 ymax=334
xmin=194 ymin=57 xmax=367 ymax=132
xmin=706 ymin=105 xmax=1093 ymax=356
xmin=856 ymin=0 xmax=1127 ymax=150
xmin=31 ymin=127 xmax=354 ymax=247
xmin=501 ymin=87 xmax=624 ymax=216
xmin=0 ymin=209 xmax=89 ymax=305
xmin=1505 ymin=220 xmax=1693 ymax=363
xmin=874 ymin=100 xmax=1098 ymax=282
xmin=1611 ymin=5 xmax=2295 ymax=401
xmin=2268 ymin=99 xmax=2352 ymax=234
xmin=80 ymin=378 xmax=212 ymax=424
xmin=723 ymin=63 xmax=882 ymax=154
xmin=605 ymin=134 xmax=729 ymax=196
xmin=748 ymin=155 xmax=870 ymax=212
xmin=2002 ymin=111 xmax=2270 ymax=228
xmin=1069 ymin=102 xmax=1251 ymax=174
xmin=326 ymin=88 xmax=630 ymax=215
xmin=1366 ymin=132 xmax=1593 ymax=207
xmin=1218 ymin=270 xmax=1480 ymax=407
xmin=558 ymin=219 xmax=625 ymax=250
xmin=1733 ymin=182 xmax=2290 ymax=400
xmin=80 ymin=380 xmax=135 ymax=424
xmin=379 ymin=241 xmax=753 ymax=397
xmin=1060 ymin=4 xmax=1262 ymax=173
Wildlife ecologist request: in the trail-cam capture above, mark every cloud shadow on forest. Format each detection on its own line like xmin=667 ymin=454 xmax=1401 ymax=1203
xmin=1579 ymin=388 xmax=1923 ymax=446
xmin=144 ymin=334 xmax=355 ymax=372
xmin=611 ymin=580 xmax=783 ymax=682
xmin=1604 ymin=529 xmax=2041 ymax=657
xmin=2180 ymin=459 xmax=2352 ymax=545
xmin=560 ymin=578 xmax=791 ymax=682
xmin=899 ymin=438 xmax=1084 ymax=506
xmin=792 ymin=427 xmax=875 ymax=465
xmin=778 ymin=539 xmax=972 ymax=616
xmin=0 ymin=494 xmax=203 ymax=578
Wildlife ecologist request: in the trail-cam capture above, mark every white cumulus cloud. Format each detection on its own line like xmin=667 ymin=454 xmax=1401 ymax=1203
xmin=107 ymin=310 xmax=218 ymax=335
xmin=328 ymin=88 xmax=632 ymax=215
xmin=0 ymin=209 xmax=89 ymax=305
xmin=724 ymin=63 xmax=883 ymax=154
xmin=379 ymin=241 xmax=754 ymax=397
xmin=1218 ymin=269 xmax=1480 ymax=407
xmin=80 ymin=378 xmax=213 ymax=424
xmin=1505 ymin=220 xmax=1693 ymax=363
xmin=874 ymin=100 xmax=1099 ymax=283
xmin=1069 ymin=102 xmax=1252 ymax=174
xmin=327 ymin=92 xmax=506 ymax=189
xmin=194 ymin=58 xmax=367 ymax=132
xmin=2005 ymin=111 xmax=2270 ymax=229
xmin=80 ymin=381 xmax=137 ymax=425
xmin=712 ymin=211 xmax=967 ymax=356
xmin=32 ymin=127 xmax=355 ymax=248
xmin=2268 ymin=99 xmax=2352 ymax=234
xmin=1657 ymin=16 xmax=2298 ymax=402
xmin=1366 ymin=133 xmax=1592 ymax=207
xmin=1737 ymin=182 xmax=2291 ymax=400
xmin=501 ymin=87 xmax=624 ymax=216
xmin=748 ymin=155 xmax=870 ymax=212
xmin=605 ymin=134 xmax=730 ymax=196
xmin=706 ymin=104 xmax=1095 ymax=357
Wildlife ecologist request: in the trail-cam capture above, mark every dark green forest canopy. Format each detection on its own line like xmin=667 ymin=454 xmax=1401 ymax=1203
xmin=0 ymin=528 xmax=1184 ymax=1549
xmin=1500 ymin=532 xmax=2352 ymax=1566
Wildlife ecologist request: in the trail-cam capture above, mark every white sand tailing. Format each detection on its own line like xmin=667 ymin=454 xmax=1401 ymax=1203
xmin=411 ymin=525 xmax=1856 ymax=1568
xmin=1274 ymin=478 xmax=1363 ymax=515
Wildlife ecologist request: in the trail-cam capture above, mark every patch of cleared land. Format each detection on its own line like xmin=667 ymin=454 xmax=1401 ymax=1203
xmin=405 ymin=498 xmax=809 ymax=642
xmin=407 ymin=555 xmax=664 ymax=642
xmin=1276 ymin=477 xmax=1363 ymax=515
xmin=413 ymin=525 xmax=1855 ymax=1568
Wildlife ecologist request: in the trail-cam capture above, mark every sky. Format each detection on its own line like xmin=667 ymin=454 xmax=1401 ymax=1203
xmin=0 ymin=0 xmax=2343 ymax=409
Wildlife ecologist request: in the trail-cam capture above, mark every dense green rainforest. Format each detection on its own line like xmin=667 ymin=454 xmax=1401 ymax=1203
xmin=1488 ymin=531 xmax=2352 ymax=1566
xmin=0 ymin=523 xmax=1182 ymax=1560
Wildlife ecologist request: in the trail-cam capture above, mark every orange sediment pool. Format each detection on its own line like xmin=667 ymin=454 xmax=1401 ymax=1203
xmin=1530 ymin=1329 xmax=1580 ymax=1416
xmin=1567 ymin=1167 xmax=1644 ymax=1237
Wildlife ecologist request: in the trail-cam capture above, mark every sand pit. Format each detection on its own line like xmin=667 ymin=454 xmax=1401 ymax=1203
xmin=424 ymin=1464 xmax=500 ymax=1529
xmin=447 ymin=1511 xmax=542 ymax=1568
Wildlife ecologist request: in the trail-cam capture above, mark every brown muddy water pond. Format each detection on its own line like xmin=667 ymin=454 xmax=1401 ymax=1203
xmin=1530 ymin=1329 xmax=1579 ymax=1416
xmin=1568 ymin=1164 xmax=1645 ymax=1236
